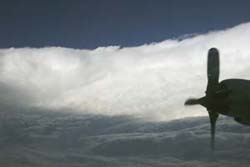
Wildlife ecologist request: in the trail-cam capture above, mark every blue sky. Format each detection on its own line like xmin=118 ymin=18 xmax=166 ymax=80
xmin=1 ymin=0 xmax=250 ymax=49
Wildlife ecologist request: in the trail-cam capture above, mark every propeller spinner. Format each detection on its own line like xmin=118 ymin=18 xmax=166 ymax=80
xmin=185 ymin=48 xmax=220 ymax=150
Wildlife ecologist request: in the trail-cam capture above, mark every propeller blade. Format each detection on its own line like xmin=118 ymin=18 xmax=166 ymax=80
xmin=185 ymin=97 xmax=206 ymax=106
xmin=208 ymin=110 xmax=219 ymax=150
xmin=184 ymin=98 xmax=200 ymax=105
xmin=206 ymin=48 xmax=220 ymax=96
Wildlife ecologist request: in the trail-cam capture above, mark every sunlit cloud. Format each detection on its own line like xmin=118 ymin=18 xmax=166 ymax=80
xmin=1 ymin=22 xmax=250 ymax=120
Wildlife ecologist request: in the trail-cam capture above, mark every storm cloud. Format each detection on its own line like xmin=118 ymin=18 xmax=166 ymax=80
xmin=2 ymin=110 xmax=250 ymax=167
xmin=2 ymin=22 xmax=250 ymax=167
xmin=1 ymin=22 xmax=250 ymax=120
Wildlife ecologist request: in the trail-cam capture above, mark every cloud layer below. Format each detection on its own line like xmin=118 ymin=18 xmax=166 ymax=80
xmin=1 ymin=22 xmax=250 ymax=120
xmin=2 ymin=110 xmax=250 ymax=167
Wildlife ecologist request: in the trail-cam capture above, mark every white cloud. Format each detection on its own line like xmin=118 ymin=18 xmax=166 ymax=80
xmin=1 ymin=22 xmax=250 ymax=120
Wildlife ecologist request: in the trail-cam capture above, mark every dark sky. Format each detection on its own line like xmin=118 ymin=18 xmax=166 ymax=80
xmin=1 ymin=0 xmax=250 ymax=49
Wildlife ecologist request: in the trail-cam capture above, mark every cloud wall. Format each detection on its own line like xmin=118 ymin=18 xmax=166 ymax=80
xmin=1 ymin=22 xmax=250 ymax=120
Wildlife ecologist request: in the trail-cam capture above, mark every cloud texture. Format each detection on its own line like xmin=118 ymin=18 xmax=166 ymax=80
xmin=1 ymin=22 xmax=250 ymax=120
xmin=2 ymin=110 xmax=250 ymax=167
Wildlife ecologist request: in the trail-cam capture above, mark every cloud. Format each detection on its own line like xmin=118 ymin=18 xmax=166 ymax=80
xmin=2 ymin=110 xmax=250 ymax=167
xmin=1 ymin=22 xmax=250 ymax=120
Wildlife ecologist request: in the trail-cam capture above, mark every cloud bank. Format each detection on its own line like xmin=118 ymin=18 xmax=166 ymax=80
xmin=1 ymin=22 xmax=250 ymax=120
xmin=2 ymin=111 xmax=250 ymax=167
